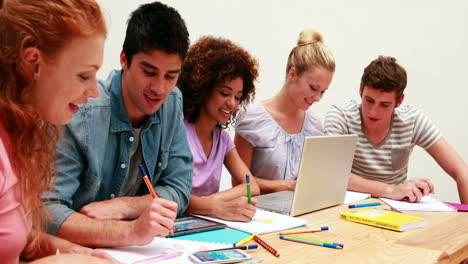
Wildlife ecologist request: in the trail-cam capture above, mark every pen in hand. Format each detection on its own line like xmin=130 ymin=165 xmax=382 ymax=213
xmin=246 ymin=174 xmax=252 ymax=204
xmin=138 ymin=164 xmax=158 ymax=198
xmin=138 ymin=164 xmax=174 ymax=236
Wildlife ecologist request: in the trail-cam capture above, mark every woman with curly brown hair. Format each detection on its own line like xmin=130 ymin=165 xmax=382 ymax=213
xmin=178 ymin=36 xmax=261 ymax=221
xmin=0 ymin=0 xmax=115 ymax=263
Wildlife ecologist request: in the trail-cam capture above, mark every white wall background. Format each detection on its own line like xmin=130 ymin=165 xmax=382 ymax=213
xmin=97 ymin=0 xmax=468 ymax=203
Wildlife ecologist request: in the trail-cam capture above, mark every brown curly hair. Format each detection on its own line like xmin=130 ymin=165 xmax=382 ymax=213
xmin=360 ymin=56 xmax=407 ymax=100
xmin=178 ymin=36 xmax=259 ymax=128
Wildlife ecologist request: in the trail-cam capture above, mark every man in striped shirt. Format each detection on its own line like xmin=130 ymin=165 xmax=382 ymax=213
xmin=325 ymin=56 xmax=467 ymax=203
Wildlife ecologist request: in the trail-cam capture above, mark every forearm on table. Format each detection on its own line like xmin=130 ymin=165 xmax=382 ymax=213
xmin=186 ymin=195 xmax=216 ymax=216
xmin=255 ymin=177 xmax=292 ymax=194
xmin=348 ymin=173 xmax=393 ymax=198
xmin=209 ymin=184 xmax=255 ymax=201
xmin=56 ymin=212 xmax=135 ymax=247
xmin=116 ymin=195 xmax=152 ymax=219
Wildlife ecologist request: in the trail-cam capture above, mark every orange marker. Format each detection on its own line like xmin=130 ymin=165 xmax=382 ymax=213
xmin=138 ymin=164 xmax=174 ymax=236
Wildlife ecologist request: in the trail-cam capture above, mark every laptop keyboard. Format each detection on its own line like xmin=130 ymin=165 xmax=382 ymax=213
xmin=264 ymin=200 xmax=293 ymax=211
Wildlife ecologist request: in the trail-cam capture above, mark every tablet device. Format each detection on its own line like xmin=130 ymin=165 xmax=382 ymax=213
xmin=166 ymin=215 xmax=226 ymax=237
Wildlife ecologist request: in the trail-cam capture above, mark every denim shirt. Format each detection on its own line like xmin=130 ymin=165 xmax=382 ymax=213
xmin=45 ymin=70 xmax=193 ymax=235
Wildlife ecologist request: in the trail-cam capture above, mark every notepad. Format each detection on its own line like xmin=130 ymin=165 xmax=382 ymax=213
xmin=99 ymin=237 xmax=230 ymax=264
xmin=381 ymin=196 xmax=457 ymax=212
xmin=196 ymin=209 xmax=307 ymax=234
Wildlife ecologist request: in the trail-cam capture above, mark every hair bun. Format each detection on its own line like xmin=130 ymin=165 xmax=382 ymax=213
xmin=297 ymin=29 xmax=324 ymax=46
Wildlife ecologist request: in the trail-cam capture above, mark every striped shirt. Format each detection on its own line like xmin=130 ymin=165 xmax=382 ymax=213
xmin=324 ymin=100 xmax=441 ymax=184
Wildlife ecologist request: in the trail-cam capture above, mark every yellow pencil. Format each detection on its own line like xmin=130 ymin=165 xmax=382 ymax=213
xmin=234 ymin=233 xmax=258 ymax=247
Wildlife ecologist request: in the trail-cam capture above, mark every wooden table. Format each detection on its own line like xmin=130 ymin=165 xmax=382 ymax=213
xmin=246 ymin=198 xmax=468 ymax=264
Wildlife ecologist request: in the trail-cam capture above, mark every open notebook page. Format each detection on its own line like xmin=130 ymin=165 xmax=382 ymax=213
xmin=380 ymin=196 xmax=457 ymax=212
xmin=99 ymin=237 xmax=230 ymax=264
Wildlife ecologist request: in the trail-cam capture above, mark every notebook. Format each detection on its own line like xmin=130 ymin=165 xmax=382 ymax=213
xmin=340 ymin=208 xmax=427 ymax=232
xmin=256 ymin=135 xmax=358 ymax=216
xmin=196 ymin=209 xmax=307 ymax=234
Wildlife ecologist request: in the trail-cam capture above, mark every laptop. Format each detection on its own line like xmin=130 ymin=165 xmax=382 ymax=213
xmin=255 ymin=134 xmax=357 ymax=216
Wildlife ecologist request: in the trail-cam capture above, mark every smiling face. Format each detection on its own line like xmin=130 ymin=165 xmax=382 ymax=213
xmin=360 ymin=85 xmax=404 ymax=130
xmin=31 ymin=33 xmax=105 ymax=125
xmin=287 ymin=66 xmax=334 ymax=111
xmin=120 ymin=49 xmax=182 ymax=126
xmin=201 ymin=77 xmax=243 ymax=126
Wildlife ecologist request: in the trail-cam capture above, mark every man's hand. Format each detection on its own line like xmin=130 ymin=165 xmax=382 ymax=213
xmin=127 ymin=198 xmax=178 ymax=246
xmin=388 ymin=178 xmax=435 ymax=202
xmin=211 ymin=196 xmax=257 ymax=222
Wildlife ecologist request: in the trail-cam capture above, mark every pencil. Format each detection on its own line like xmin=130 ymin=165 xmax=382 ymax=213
xmin=280 ymin=235 xmax=343 ymax=249
xmin=254 ymin=235 xmax=280 ymax=257
xmin=279 ymin=226 xmax=328 ymax=235
xmin=234 ymin=234 xmax=257 ymax=247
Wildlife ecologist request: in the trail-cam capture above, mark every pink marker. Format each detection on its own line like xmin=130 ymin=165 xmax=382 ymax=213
xmin=132 ymin=252 xmax=182 ymax=264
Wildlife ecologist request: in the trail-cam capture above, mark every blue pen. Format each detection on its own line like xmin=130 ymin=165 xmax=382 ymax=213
xmin=349 ymin=202 xmax=381 ymax=208
xmin=197 ymin=244 xmax=258 ymax=253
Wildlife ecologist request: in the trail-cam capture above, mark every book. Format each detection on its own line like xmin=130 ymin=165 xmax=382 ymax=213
xmin=167 ymin=215 xmax=226 ymax=237
xmin=196 ymin=209 xmax=307 ymax=234
xmin=380 ymin=196 xmax=457 ymax=212
xmin=340 ymin=208 xmax=427 ymax=231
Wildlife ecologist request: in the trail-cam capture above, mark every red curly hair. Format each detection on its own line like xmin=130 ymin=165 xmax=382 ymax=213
xmin=0 ymin=0 xmax=106 ymax=254
xmin=178 ymin=36 xmax=259 ymax=128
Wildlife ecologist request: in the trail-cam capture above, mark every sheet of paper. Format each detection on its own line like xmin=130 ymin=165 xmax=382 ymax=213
xmin=380 ymin=196 xmax=457 ymax=212
xmin=99 ymin=237 xmax=230 ymax=264
xmin=344 ymin=191 xmax=371 ymax=204
xmin=196 ymin=209 xmax=307 ymax=234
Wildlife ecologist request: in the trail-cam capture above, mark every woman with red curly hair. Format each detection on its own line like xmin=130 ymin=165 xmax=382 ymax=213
xmin=0 ymin=0 xmax=114 ymax=263
xmin=178 ymin=36 xmax=261 ymax=221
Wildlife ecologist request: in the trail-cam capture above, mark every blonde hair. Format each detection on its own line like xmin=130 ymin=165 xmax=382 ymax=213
xmin=286 ymin=28 xmax=335 ymax=77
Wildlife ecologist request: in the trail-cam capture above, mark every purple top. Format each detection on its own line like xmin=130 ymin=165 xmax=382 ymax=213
xmin=184 ymin=120 xmax=235 ymax=196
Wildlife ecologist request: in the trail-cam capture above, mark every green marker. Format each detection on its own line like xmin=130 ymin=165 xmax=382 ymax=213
xmin=246 ymin=174 xmax=252 ymax=204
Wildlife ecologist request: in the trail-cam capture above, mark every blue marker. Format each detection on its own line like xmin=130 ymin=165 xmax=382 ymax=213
xmin=348 ymin=202 xmax=381 ymax=208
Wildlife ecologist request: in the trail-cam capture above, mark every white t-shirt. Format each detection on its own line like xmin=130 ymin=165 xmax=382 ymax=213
xmin=236 ymin=102 xmax=323 ymax=181
xmin=324 ymin=100 xmax=441 ymax=184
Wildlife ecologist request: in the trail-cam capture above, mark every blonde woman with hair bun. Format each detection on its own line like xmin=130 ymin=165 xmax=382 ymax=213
xmin=234 ymin=29 xmax=335 ymax=194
